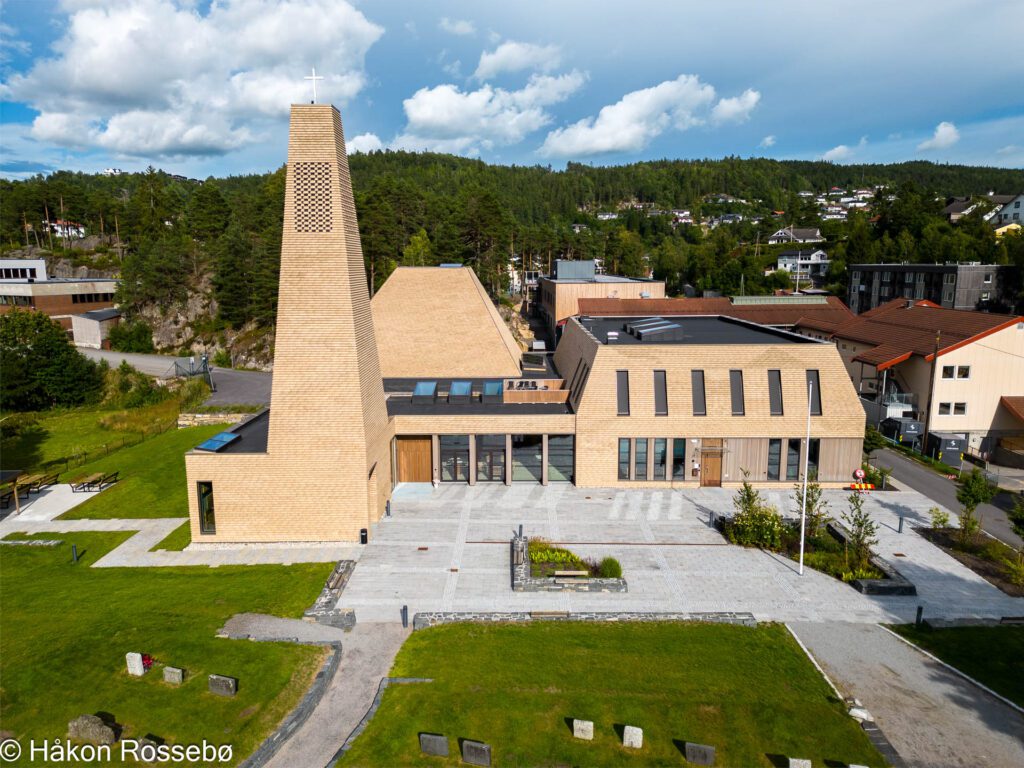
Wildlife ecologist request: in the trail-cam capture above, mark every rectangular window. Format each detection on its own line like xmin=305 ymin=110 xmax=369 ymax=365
xmin=807 ymin=438 xmax=820 ymax=479
xmin=197 ymin=482 xmax=215 ymax=534
xmin=672 ymin=439 xmax=686 ymax=480
xmin=616 ymin=370 xmax=630 ymax=416
xmin=691 ymin=370 xmax=706 ymax=416
xmin=806 ymin=370 xmax=822 ymax=416
xmin=942 ymin=365 xmax=954 ymax=379
xmin=767 ymin=439 xmax=782 ymax=481
xmin=957 ymin=366 xmax=970 ymax=379
xmin=944 ymin=273 xmax=956 ymax=285
xmin=653 ymin=438 xmax=668 ymax=480
xmin=511 ymin=435 xmax=543 ymax=482
xmin=954 ymin=402 xmax=967 ymax=415
xmin=768 ymin=370 xmax=784 ymax=416
xmin=653 ymin=370 xmax=668 ymax=416
xmin=730 ymin=370 xmax=745 ymax=416
xmin=938 ymin=402 xmax=951 ymax=415
xmin=634 ymin=438 xmax=648 ymax=480
xmin=547 ymin=435 xmax=574 ymax=482
xmin=618 ymin=438 xmax=630 ymax=480
xmin=440 ymin=435 xmax=470 ymax=482
xmin=786 ymin=439 xmax=801 ymax=481
xmin=475 ymin=434 xmax=506 ymax=483
xmin=984 ymin=273 xmax=992 ymax=284
xmin=943 ymin=290 xmax=954 ymax=303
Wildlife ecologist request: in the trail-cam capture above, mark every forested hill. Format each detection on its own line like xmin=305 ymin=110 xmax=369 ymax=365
xmin=1 ymin=154 xmax=1022 ymax=356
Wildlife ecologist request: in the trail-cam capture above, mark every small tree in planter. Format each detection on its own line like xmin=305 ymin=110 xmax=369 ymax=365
xmin=841 ymin=492 xmax=879 ymax=570
xmin=729 ymin=471 xmax=783 ymax=549
xmin=956 ymin=469 xmax=996 ymax=549
xmin=928 ymin=506 xmax=950 ymax=529
xmin=792 ymin=472 xmax=830 ymax=538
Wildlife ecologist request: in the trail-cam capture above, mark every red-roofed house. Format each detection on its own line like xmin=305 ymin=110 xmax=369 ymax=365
xmin=795 ymin=299 xmax=1024 ymax=458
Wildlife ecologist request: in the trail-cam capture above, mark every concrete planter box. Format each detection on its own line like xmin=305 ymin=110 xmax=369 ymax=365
xmin=826 ymin=521 xmax=917 ymax=596
xmin=510 ymin=535 xmax=627 ymax=593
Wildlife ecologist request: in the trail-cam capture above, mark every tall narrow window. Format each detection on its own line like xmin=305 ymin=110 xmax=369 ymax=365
xmin=691 ymin=370 xmax=706 ymax=416
xmin=654 ymin=370 xmax=668 ymax=416
xmin=806 ymin=370 xmax=822 ymax=416
xmin=616 ymin=370 xmax=630 ymax=416
xmin=653 ymin=438 xmax=668 ymax=480
xmin=786 ymin=438 xmax=801 ymax=481
xmin=730 ymin=370 xmax=745 ymax=416
xmin=618 ymin=438 xmax=630 ymax=480
xmin=197 ymin=482 xmax=216 ymax=534
xmin=807 ymin=438 xmax=820 ymax=479
xmin=767 ymin=439 xmax=782 ymax=481
xmin=634 ymin=438 xmax=648 ymax=480
xmin=672 ymin=439 xmax=686 ymax=480
xmin=768 ymin=370 xmax=784 ymax=416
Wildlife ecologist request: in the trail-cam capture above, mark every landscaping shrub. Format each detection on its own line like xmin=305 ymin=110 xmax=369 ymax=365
xmin=212 ymin=349 xmax=232 ymax=368
xmin=728 ymin=474 xmax=783 ymax=549
xmin=928 ymin=506 xmax=950 ymax=529
xmin=792 ymin=473 xmax=830 ymax=537
xmin=860 ymin=461 xmax=890 ymax=488
xmin=598 ymin=557 xmax=622 ymax=578
xmin=108 ymin=320 xmax=155 ymax=353
xmin=528 ymin=538 xmax=588 ymax=577
xmin=102 ymin=361 xmax=170 ymax=409
xmin=842 ymin=492 xmax=879 ymax=570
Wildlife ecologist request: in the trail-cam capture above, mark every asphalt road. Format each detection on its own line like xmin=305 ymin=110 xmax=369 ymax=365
xmin=80 ymin=349 xmax=272 ymax=406
xmin=872 ymin=447 xmax=1022 ymax=548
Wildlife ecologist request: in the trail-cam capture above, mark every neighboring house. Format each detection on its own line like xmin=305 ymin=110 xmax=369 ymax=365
xmin=44 ymin=219 xmax=86 ymax=239
xmin=942 ymin=197 xmax=978 ymax=223
xmin=0 ymin=258 xmax=118 ymax=332
xmin=847 ymin=262 xmax=1009 ymax=314
xmin=795 ymin=299 xmax=1024 ymax=459
xmin=596 ymin=212 xmax=619 ymax=221
xmin=767 ymin=227 xmax=825 ymax=244
xmin=775 ymin=249 xmax=831 ymax=286
xmin=992 ymin=193 xmax=1024 ymax=225
xmin=995 ymin=222 xmax=1022 ymax=239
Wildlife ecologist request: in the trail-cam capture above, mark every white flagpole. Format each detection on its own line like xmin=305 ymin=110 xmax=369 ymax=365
xmin=799 ymin=378 xmax=812 ymax=575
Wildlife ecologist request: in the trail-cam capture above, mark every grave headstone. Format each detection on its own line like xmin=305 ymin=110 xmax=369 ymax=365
xmin=461 ymin=739 xmax=492 ymax=767
xmin=622 ymin=725 xmax=643 ymax=749
xmin=788 ymin=760 xmax=812 ymax=768
xmin=68 ymin=714 xmax=116 ymax=745
xmin=849 ymin=765 xmax=870 ymax=768
xmin=163 ymin=666 xmax=184 ymax=686
xmin=418 ymin=733 xmax=448 ymax=757
xmin=208 ymin=674 xmax=238 ymax=697
xmin=848 ymin=705 xmax=873 ymax=722
xmin=572 ymin=719 xmax=594 ymax=740
xmin=685 ymin=741 xmax=716 ymax=765
xmin=125 ymin=652 xmax=145 ymax=677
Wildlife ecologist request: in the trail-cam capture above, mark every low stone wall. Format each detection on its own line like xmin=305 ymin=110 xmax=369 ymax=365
xmin=176 ymin=412 xmax=251 ymax=429
xmin=304 ymin=560 xmax=357 ymax=628
xmin=511 ymin=534 xmax=627 ymax=593
xmin=827 ymin=521 xmax=917 ymax=596
xmin=412 ymin=611 xmax=757 ymax=631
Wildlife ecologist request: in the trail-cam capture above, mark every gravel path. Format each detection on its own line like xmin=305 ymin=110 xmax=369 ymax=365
xmin=264 ymin=622 xmax=410 ymax=768
xmin=218 ymin=613 xmax=349 ymax=645
xmin=790 ymin=622 xmax=1024 ymax=768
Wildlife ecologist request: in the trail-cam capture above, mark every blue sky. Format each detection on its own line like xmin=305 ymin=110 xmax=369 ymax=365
xmin=1 ymin=0 xmax=1022 ymax=179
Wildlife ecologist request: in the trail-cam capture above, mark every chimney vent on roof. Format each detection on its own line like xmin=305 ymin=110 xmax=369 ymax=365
xmin=905 ymin=300 xmax=914 ymax=309
xmin=607 ymin=331 xmax=619 ymax=344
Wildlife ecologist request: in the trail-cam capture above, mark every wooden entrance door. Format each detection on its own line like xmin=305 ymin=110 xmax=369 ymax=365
xmin=396 ymin=437 xmax=432 ymax=482
xmin=700 ymin=439 xmax=723 ymax=487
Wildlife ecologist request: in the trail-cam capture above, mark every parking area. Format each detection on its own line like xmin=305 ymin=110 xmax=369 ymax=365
xmin=338 ymin=483 xmax=1024 ymax=624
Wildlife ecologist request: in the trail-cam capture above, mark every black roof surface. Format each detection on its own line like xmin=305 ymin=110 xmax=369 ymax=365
xmin=216 ymin=409 xmax=270 ymax=454
xmin=578 ymin=315 xmax=819 ymax=345
xmin=386 ymin=400 xmax=570 ymax=416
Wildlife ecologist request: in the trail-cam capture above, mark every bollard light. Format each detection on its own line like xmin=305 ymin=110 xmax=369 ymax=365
xmin=72 ymin=544 xmax=78 ymax=563
xmin=401 ymin=605 xmax=409 ymax=628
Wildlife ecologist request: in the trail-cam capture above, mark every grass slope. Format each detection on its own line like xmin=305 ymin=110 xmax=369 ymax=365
xmin=0 ymin=532 xmax=332 ymax=766
xmin=341 ymin=622 xmax=883 ymax=767
xmin=891 ymin=624 xmax=1024 ymax=707
xmin=151 ymin=521 xmax=192 ymax=551
xmin=59 ymin=425 xmax=223 ymax=519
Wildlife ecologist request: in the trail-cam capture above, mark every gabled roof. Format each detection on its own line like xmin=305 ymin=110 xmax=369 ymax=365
xmin=371 ymin=266 xmax=522 ymax=378
xmin=1000 ymin=396 xmax=1024 ymax=425
xmin=576 ymin=295 xmax=854 ymax=328
xmin=801 ymin=299 xmax=1023 ymax=371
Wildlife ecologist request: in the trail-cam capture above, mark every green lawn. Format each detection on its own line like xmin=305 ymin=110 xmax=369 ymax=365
xmin=891 ymin=624 xmax=1024 ymax=707
xmin=0 ymin=532 xmax=333 ymax=766
xmin=59 ymin=425 xmax=224 ymax=520
xmin=341 ymin=622 xmax=884 ymax=767
xmin=151 ymin=521 xmax=193 ymax=551
xmin=0 ymin=400 xmax=181 ymax=471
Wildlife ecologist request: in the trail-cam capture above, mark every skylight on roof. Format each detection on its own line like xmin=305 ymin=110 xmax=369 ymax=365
xmin=196 ymin=432 xmax=241 ymax=452
xmin=449 ymin=381 xmax=472 ymax=396
xmin=483 ymin=381 xmax=503 ymax=396
xmin=412 ymin=381 xmax=437 ymax=397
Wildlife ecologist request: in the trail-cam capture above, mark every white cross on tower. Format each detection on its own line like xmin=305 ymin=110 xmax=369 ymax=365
xmin=304 ymin=67 xmax=324 ymax=104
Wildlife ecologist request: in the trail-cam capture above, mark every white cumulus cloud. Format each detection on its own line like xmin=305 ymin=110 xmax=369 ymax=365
xmin=917 ymin=121 xmax=960 ymax=151
xmin=473 ymin=41 xmax=561 ymax=80
xmin=821 ymin=136 xmax=868 ymax=162
xmin=759 ymin=135 xmax=776 ymax=148
xmin=711 ymin=89 xmax=761 ymax=124
xmin=2 ymin=0 xmax=383 ymax=158
xmin=439 ymin=17 xmax=475 ymax=36
xmin=348 ymin=132 xmax=383 ymax=154
xmin=539 ymin=74 xmax=718 ymax=157
xmin=394 ymin=71 xmax=586 ymax=155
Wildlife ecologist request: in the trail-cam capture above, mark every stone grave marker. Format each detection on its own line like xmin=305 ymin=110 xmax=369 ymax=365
xmin=685 ymin=741 xmax=716 ymax=765
xmin=125 ymin=652 xmax=145 ymax=677
xmin=572 ymin=719 xmax=594 ymax=740
xmin=163 ymin=666 xmax=184 ymax=686
xmin=622 ymin=725 xmax=643 ymax=749
xmin=68 ymin=714 xmax=116 ymax=745
xmin=418 ymin=732 xmax=448 ymax=757
xmin=208 ymin=674 xmax=238 ymax=697
xmin=461 ymin=739 xmax=491 ymax=766
xmin=789 ymin=760 xmax=812 ymax=768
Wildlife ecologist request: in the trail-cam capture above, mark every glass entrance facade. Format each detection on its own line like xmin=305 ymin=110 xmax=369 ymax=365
xmin=512 ymin=434 xmax=543 ymax=481
xmin=440 ymin=435 xmax=470 ymax=482
xmin=475 ymin=434 xmax=506 ymax=482
xmin=547 ymin=435 xmax=574 ymax=482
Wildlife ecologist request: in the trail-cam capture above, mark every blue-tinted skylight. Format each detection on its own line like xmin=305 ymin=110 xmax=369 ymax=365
xmin=196 ymin=432 xmax=241 ymax=452
xmin=449 ymin=381 xmax=472 ymax=397
xmin=412 ymin=381 xmax=437 ymax=397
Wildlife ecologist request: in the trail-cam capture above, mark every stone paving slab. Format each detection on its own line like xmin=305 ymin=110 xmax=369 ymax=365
xmin=219 ymin=613 xmax=349 ymax=644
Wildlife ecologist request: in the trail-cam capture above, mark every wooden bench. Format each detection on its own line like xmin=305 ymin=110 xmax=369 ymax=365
xmin=97 ymin=471 xmax=119 ymax=489
xmin=552 ymin=570 xmax=590 ymax=578
xmin=17 ymin=474 xmax=43 ymax=494
xmin=71 ymin=473 xmax=103 ymax=492
xmin=0 ymin=485 xmax=14 ymax=510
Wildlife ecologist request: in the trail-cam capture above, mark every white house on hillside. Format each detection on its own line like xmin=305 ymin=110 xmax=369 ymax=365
xmin=767 ymin=226 xmax=825 ymax=244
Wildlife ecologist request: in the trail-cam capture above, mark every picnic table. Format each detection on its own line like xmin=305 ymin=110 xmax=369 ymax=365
xmin=70 ymin=471 xmax=119 ymax=492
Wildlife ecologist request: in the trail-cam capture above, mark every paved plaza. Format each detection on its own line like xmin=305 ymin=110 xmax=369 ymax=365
xmin=338 ymin=483 xmax=1024 ymax=624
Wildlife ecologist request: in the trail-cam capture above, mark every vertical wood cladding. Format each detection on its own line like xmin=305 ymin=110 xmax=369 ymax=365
xmin=185 ymin=105 xmax=393 ymax=543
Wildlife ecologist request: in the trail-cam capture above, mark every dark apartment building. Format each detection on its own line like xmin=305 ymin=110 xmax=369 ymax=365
xmin=847 ymin=262 xmax=1009 ymax=314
